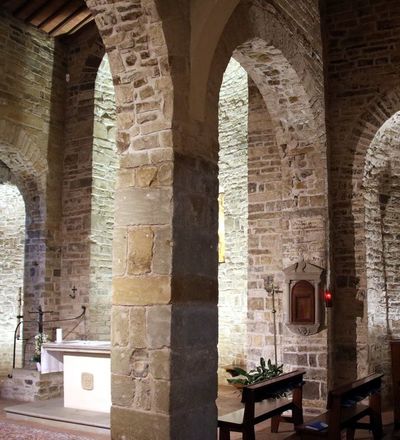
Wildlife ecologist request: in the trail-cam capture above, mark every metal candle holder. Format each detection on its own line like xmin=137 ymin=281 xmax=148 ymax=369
xmin=264 ymin=276 xmax=279 ymax=366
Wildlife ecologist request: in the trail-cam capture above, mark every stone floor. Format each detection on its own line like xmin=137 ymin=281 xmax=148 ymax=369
xmin=0 ymin=387 xmax=398 ymax=439
xmin=0 ymin=399 xmax=109 ymax=440
xmin=4 ymin=397 xmax=110 ymax=432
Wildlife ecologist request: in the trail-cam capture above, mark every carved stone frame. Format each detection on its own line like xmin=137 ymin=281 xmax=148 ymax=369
xmin=283 ymin=260 xmax=324 ymax=336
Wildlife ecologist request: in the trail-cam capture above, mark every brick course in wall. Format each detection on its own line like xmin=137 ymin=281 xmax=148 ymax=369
xmin=59 ymin=24 xmax=105 ymax=338
xmin=325 ymin=0 xmax=400 ymax=394
xmin=247 ymin=80 xmax=283 ymax=367
xmin=0 ymin=10 xmax=65 ymax=362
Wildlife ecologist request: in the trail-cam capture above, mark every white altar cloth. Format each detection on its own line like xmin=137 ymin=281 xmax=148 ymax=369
xmin=40 ymin=347 xmax=63 ymax=374
xmin=41 ymin=340 xmax=111 ymax=413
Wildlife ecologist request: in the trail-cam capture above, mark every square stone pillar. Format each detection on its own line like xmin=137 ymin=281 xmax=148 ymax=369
xmin=110 ymin=150 xmax=219 ymax=439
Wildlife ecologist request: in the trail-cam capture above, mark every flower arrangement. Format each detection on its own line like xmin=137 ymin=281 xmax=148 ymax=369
xmin=32 ymin=332 xmax=49 ymax=363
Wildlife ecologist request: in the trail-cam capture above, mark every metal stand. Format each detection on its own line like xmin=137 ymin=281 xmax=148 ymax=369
xmin=8 ymin=305 xmax=87 ymax=378
xmin=264 ymin=276 xmax=279 ymax=366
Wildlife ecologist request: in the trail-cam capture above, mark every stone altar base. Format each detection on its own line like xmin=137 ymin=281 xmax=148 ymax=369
xmin=0 ymin=368 xmax=63 ymax=401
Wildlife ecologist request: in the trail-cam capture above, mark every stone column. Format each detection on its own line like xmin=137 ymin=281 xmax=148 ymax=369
xmin=170 ymin=152 xmax=219 ymax=439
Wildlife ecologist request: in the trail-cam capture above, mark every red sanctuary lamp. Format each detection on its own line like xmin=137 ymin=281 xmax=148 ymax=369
xmin=324 ymin=290 xmax=333 ymax=308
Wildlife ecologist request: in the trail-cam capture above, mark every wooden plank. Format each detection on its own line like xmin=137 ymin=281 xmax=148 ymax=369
xmin=66 ymin=14 xmax=94 ymax=36
xmin=50 ymin=7 xmax=92 ymax=37
xmin=391 ymin=340 xmax=400 ymax=428
xmin=15 ymin=0 xmax=48 ymax=21
xmin=30 ymin=0 xmax=69 ymax=27
xmin=40 ymin=0 xmax=83 ymax=33
xmin=329 ymin=373 xmax=383 ymax=397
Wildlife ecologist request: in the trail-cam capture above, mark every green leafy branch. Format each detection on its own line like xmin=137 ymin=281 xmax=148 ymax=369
xmin=227 ymin=357 xmax=283 ymax=386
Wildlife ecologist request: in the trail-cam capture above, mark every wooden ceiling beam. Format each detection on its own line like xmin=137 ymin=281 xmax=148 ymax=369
xmin=50 ymin=7 xmax=92 ymax=37
xmin=2 ymin=0 xmax=92 ymax=38
xmin=40 ymin=0 xmax=83 ymax=33
xmin=66 ymin=14 xmax=94 ymax=36
xmin=30 ymin=0 xmax=69 ymax=27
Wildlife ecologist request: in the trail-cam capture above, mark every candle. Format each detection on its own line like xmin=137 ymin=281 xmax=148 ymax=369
xmin=56 ymin=328 xmax=63 ymax=343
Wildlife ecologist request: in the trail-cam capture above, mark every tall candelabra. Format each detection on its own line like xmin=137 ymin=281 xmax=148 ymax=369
xmin=264 ymin=276 xmax=278 ymax=366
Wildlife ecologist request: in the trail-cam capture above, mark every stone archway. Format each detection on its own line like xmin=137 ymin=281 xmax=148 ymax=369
xmin=83 ymin=0 xmax=328 ymax=434
xmin=333 ymin=86 xmax=400 ymax=387
xmin=0 ymin=120 xmax=49 ymax=364
xmin=88 ymin=53 xmax=117 ymax=340
xmin=205 ymin=0 xmax=328 ymax=409
xmin=0 ymin=162 xmax=26 ymax=375
xmin=82 ymin=1 xmax=198 ymax=438
xmin=363 ymin=111 xmax=400 ymax=396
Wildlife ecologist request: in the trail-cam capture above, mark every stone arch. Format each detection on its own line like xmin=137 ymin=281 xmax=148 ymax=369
xmin=202 ymin=0 xmax=324 ymax=128
xmin=233 ymin=39 xmax=322 ymax=201
xmin=82 ymin=1 xmax=189 ymax=438
xmin=0 ymin=119 xmax=47 ymax=201
xmin=326 ymin=87 xmax=400 ymax=386
xmin=362 ymin=111 xmax=400 ymax=394
xmin=326 ymin=80 xmax=400 ymax=394
xmin=206 ymin=1 xmax=326 ymax=228
xmin=88 ymin=53 xmax=117 ymax=340
xmin=0 ymin=120 xmax=48 ymax=364
xmin=190 ymin=0 xmax=241 ymax=119
xmin=58 ymin=24 xmax=107 ymax=338
xmin=206 ymin=0 xmax=328 ymax=407
xmin=0 ymin=165 xmax=26 ymax=375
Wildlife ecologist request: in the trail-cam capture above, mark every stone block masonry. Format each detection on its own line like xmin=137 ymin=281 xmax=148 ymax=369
xmin=217 ymin=58 xmax=248 ymax=382
xmin=59 ymin=24 xmax=106 ymax=339
xmin=247 ymin=80 xmax=283 ymax=367
xmin=0 ymin=181 xmax=25 ymax=376
xmin=325 ymin=0 xmax=400 ymax=395
xmin=0 ymin=369 xmax=63 ymax=402
xmin=89 ymin=54 xmax=117 ymax=340
xmin=0 ymin=10 xmax=66 ymax=361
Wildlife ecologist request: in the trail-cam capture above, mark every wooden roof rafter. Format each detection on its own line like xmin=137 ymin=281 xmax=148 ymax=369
xmin=1 ymin=0 xmax=93 ymax=37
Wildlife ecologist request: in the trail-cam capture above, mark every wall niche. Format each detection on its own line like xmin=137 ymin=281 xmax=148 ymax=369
xmin=283 ymin=260 xmax=324 ymax=336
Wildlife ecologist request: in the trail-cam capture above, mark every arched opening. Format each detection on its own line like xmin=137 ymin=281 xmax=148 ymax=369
xmin=89 ymin=53 xmax=117 ymax=340
xmin=211 ymin=1 xmax=327 ymax=416
xmin=216 ymin=42 xmax=326 ymax=409
xmin=218 ymin=58 xmax=249 ymax=374
xmin=0 ymin=163 xmax=25 ymax=375
xmin=363 ymin=111 xmax=400 ymax=396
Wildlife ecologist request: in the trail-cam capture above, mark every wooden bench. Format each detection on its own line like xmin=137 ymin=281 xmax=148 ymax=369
xmin=296 ymin=373 xmax=383 ymax=440
xmin=218 ymin=369 xmax=306 ymax=440
xmin=391 ymin=340 xmax=400 ymax=429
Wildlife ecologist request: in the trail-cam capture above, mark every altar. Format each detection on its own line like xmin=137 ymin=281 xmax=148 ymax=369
xmin=42 ymin=340 xmax=111 ymax=413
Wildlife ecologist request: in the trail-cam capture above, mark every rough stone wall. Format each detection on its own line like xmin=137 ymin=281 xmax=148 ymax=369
xmin=196 ymin=0 xmax=328 ymax=414
xmin=89 ymin=54 xmax=117 ymax=340
xmin=247 ymin=80 xmax=283 ymax=367
xmin=363 ymin=112 xmax=400 ymax=396
xmin=0 ymin=11 xmax=65 ymax=361
xmin=246 ymin=79 xmax=327 ymax=411
xmin=217 ymin=58 xmax=248 ymax=379
xmin=60 ymin=24 xmax=104 ymax=338
xmin=0 ymin=369 xmax=63 ymax=402
xmin=84 ymin=1 xmax=190 ymax=438
xmin=0 ymin=182 xmax=25 ymax=375
xmin=325 ymin=0 xmax=400 ymax=392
